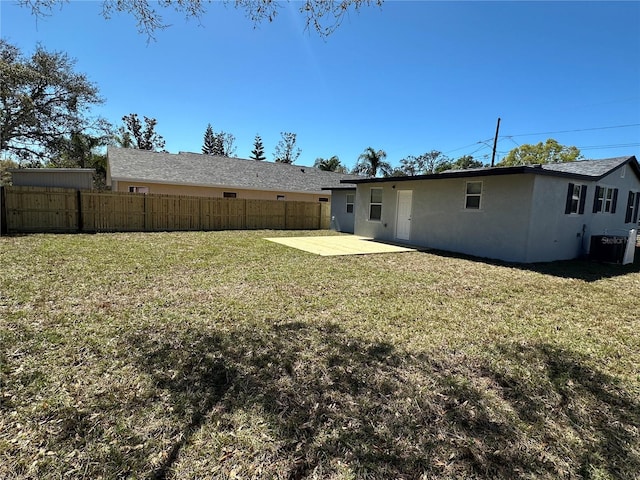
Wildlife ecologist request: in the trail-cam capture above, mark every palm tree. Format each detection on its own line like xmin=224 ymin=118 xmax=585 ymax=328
xmin=314 ymin=155 xmax=345 ymax=172
xmin=354 ymin=147 xmax=391 ymax=177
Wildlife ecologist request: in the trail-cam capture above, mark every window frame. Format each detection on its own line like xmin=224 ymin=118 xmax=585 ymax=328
xmin=128 ymin=186 xmax=149 ymax=194
xmin=464 ymin=181 xmax=483 ymax=210
xmin=593 ymin=186 xmax=618 ymax=214
xmin=369 ymin=187 xmax=383 ymax=221
xmin=346 ymin=193 xmax=355 ymax=214
xmin=565 ymin=183 xmax=587 ymax=215
xmin=223 ymin=192 xmax=237 ymax=198
xmin=625 ymin=191 xmax=640 ymax=224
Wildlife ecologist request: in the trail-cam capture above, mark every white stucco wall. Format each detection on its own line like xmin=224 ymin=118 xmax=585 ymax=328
xmin=354 ymin=164 xmax=640 ymax=263
xmin=526 ymin=165 xmax=640 ymax=262
xmin=525 ymin=176 xmax=590 ymax=262
xmin=354 ymin=174 xmax=536 ymax=262
xmin=329 ymin=189 xmax=355 ymax=233
xmin=588 ymin=164 xmax=640 ymax=235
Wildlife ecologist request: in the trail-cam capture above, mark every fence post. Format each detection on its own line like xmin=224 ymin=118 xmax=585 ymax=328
xmin=284 ymin=201 xmax=289 ymax=229
xmin=144 ymin=194 xmax=151 ymax=231
xmin=76 ymin=190 xmax=83 ymax=232
xmin=0 ymin=186 xmax=4 ymax=236
xmin=241 ymin=199 xmax=247 ymax=230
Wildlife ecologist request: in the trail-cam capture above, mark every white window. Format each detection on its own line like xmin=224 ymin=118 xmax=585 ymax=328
xmin=593 ymin=186 xmax=618 ymax=213
xmin=277 ymin=195 xmax=285 ymax=201
xmin=346 ymin=193 xmax=355 ymax=213
xmin=465 ymin=181 xmax=482 ymax=210
xmin=625 ymin=191 xmax=640 ymax=224
xmin=565 ymin=183 xmax=587 ymax=214
xmin=369 ymin=188 xmax=382 ymax=221
xmin=129 ymin=186 xmax=149 ymax=194
xmin=570 ymin=184 xmax=581 ymax=214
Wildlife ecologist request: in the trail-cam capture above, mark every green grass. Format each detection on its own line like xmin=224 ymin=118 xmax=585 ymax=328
xmin=1 ymin=230 xmax=639 ymax=479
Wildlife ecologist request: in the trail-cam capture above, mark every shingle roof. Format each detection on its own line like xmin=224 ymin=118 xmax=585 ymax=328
xmin=107 ymin=147 xmax=362 ymax=193
xmin=344 ymin=156 xmax=639 ymax=184
xmin=537 ymin=156 xmax=634 ymax=177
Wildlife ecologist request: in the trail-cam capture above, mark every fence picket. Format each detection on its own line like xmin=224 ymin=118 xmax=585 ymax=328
xmin=3 ymin=187 xmax=330 ymax=234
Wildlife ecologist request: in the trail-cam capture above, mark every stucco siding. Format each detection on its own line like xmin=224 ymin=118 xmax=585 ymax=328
xmin=115 ymin=181 xmax=330 ymax=203
xmin=354 ymin=175 xmax=535 ymax=262
xmin=589 ymin=165 xmax=640 ymax=235
xmin=329 ymin=189 xmax=355 ymax=233
xmin=352 ymin=157 xmax=640 ymax=263
xmin=526 ymin=176 xmax=589 ymax=262
xmin=526 ymin=165 xmax=640 ymax=262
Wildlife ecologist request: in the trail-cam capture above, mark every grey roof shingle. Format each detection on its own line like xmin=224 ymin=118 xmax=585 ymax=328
xmin=107 ymin=147 xmax=363 ymax=193
xmin=538 ymin=156 xmax=634 ymax=177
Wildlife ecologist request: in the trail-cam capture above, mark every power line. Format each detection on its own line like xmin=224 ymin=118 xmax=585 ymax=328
xmin=442 ymin=123 xmax=639 ymax=160
xmin=502 ymin=123 xmax=640 ymax=138
xmin=444 ymin=138 xmax=493 ymax=155
xmin=575 ymin=143 xmax=640 ymax=151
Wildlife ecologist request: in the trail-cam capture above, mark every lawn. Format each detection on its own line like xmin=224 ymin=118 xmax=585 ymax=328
xmin=1 ymin=230 xmax=639 ymax=479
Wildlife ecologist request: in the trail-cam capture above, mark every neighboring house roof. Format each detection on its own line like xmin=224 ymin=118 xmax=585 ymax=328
xmin=107 ymin=147 xmax=362 ymax=194
xmin=343 ymin=156 xmax=640 ymax=184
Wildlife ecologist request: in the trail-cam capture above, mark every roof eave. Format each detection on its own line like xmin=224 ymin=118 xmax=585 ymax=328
xmin=341 ymin=158 xmax=640 ymax=185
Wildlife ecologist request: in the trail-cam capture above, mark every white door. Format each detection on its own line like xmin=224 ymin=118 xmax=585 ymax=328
xmin=396 ymin=190 xmax=412 ymax=241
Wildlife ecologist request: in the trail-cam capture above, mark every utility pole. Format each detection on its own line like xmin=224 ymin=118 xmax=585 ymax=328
xmin=491 ymin=117 xmax=501 ymax=167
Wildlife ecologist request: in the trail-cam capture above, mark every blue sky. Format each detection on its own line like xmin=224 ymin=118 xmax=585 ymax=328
xmin=1 ymin=1 xmax=639 ymax=170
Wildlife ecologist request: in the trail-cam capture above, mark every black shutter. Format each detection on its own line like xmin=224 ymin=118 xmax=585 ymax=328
xmin=578 ymin=185 xmax=587 ymax=214
xmin=593 ymin=186 xmax=601 ymax=213
xmin=611 ymin=189 xmax=618 ymax=214
xmin=565 ymin=183 xmax=575 ymax=214
xmin=625 ymin=191 xmax=634 ymax=223
xmin=634 ymin=193 xmax=640 ymax=224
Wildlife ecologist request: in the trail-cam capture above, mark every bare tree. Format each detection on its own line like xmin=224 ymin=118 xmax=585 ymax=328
xmin=119 ymin=114 xmax=165 ymax=151
xmin=18 ymin=0 xmax=384 ymax=39
xmin=273 ymin=132 xmax=301 ymax=164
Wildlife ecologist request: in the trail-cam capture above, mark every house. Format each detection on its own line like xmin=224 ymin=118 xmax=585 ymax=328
xmin=342 ymin=156 xmax=640 ymax=263
xmin=107 ymin=147 xmax=361 ymax=202
xmin=325 ymin=186 xmax=357 ymax=233
xmin=9 ymin=168 xmax=95 ymax=190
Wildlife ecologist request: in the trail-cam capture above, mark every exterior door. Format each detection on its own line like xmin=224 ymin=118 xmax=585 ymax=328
xmin=395 ymin=190 xmax=412 ymax=241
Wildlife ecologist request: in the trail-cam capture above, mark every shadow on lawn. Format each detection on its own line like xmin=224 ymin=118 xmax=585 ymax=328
xmin=122 ymin=322 xmax=639 ymax=479
xmin=428 ymin=245 xmax=640 ymax=282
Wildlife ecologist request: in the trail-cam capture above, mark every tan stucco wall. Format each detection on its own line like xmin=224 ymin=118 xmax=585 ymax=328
xmin=113 ymin=181 xmax=331 ymax=203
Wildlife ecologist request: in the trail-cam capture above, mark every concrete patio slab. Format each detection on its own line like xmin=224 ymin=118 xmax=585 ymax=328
xmin=265 ymin=235 xmax=416 ymax=256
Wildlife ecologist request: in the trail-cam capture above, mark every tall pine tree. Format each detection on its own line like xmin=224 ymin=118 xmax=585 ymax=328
xmin=250 ymin=134 xmax=266 ymax=161
xmin=212 ymin=133 xmax=224 ymax=156
xmin=202 ymin=124 xmax=216 ymax=155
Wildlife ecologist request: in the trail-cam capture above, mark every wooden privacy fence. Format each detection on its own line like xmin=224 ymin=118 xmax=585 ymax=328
xmin=2 ymin=186 xmax=331 ymax=234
